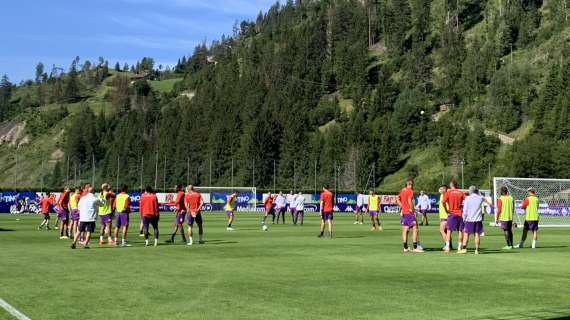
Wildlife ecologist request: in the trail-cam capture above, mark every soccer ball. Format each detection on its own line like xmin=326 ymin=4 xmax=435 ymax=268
xmin=262 ymin=225 xmax=268 ymax=231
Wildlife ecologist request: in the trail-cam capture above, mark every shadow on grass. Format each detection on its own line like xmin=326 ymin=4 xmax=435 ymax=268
xmin=0 ymin=228 xmax=15 ymax=231
xmin=479 ymin=249 xmax=519 ymax=254
xmin=483 ymin=308 xmax=570 ymax=320
xmin=335 ymin=235 xmax=367 ymax=239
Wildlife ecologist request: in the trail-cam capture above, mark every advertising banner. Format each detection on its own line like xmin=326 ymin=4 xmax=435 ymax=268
xmin=0 ymin=191 xmax=514 ymax=216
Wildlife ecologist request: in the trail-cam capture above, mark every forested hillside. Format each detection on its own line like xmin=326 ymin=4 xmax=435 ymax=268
xmin=1 ymin=0 xmax=570 ymax=192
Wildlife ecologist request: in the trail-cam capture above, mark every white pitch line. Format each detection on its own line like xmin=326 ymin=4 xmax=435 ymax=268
xmin=0 ymin=298 xmax=31 ymax=320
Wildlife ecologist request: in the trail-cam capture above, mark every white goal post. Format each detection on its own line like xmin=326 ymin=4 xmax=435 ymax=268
xmin=493 ymin=177 xmax=570 ymax=227
xmin=193 ymin=187 xmax=258 ymax=212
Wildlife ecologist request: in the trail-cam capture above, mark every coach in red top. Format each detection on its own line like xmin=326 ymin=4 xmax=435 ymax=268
xmin=140 ymin=186 xmax=160 ymax=247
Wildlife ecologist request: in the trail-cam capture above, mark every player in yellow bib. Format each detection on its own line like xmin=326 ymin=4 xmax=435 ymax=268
xmin=515 ymin=188 xmax=540 ymax=249
xmin=225 ymin=191 xmax=238 ymax=231
xmin=113 ymin=185 xmax=132 ymax=247
xmin=437 ymin=185 xmax=448 ymax=249
xmin=368 ymin=191 xmax=382 ymax=231
xmin=495 ymin=186 xmax=514 ymax=250
xmin=68 ymin=186 xmax=82 ymax=239
xmin=97 ymin=183 xmax=115 ymax=246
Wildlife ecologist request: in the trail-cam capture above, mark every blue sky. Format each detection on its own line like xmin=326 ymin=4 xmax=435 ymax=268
xmin=0 ymin=0 xmax=275 ymax=82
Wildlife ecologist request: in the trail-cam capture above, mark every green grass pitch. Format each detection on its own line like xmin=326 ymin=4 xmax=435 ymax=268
xmin=1 ymin=213 xmax=570 ymax=320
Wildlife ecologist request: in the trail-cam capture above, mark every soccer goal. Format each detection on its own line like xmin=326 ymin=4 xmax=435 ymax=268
xmin=193 ymin=187 xmax=258 ymax=212
xmin=493 ymin=177 xmax=570 ymax=227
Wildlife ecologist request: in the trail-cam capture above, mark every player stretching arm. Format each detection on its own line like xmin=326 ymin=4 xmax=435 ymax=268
xmin=225 ymin=191 xmax=238 ymax=231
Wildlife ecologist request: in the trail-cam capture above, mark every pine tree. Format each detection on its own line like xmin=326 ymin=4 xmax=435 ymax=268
xmin=0 ymin=75 xmax=12 ymax=121
xmin=64 ymin=60 xmax=80 ymax=102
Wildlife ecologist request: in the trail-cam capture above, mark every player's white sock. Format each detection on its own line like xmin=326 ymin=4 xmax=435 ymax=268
xmin=154 ymin=239 xmax=158 ymax=247
xmin=458 ymin=242 xmax=462 ymax=250
xmin=188 ymin=237 xmax=193 ymax=245
xmin=100 ymin=236 xmax=103 ymax=241
xmin=145 ymin=239 xmax=149 ymax=246
xmin=122 ymin=239 xmax=126 ymax=245
xmin=531 ymin=240 xmax=536 ymax=249
xmin=445 ymin=242 xmax=450 ymax=248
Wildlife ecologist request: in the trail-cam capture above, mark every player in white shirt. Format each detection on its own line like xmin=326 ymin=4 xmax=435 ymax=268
xmin=275 ymin=192 xmax=287 ymax=224
xmin=363 ymin=193 xmax=369 ymax=214
xmin=459 ymin=186 xmax=491 ymax=254
xmin=354 ymin=192 xmax=365 ymax=225
xmin=416 ymin=191 xmax=432 ymax=226
xmin=286 ymin=191 xmax=296 ymax=224
xmin=293 ymin=192 xmax=305 ymax=225
xmin=71 ymin=183 xmax=105 ymax=249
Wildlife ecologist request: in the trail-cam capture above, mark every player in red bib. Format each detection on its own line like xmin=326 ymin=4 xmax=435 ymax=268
xmin=443 ymin=180 xmax=465 ymax=253
xmin=319 ymin=184 xmax=334 ymax=239
xmin=185 ymin=185 xmax=204 ymax=245
xmin=166 ymin=185 xmax=187 ymax=244
xmin=397 ymin=178 xmax=423 ymax=253
xmin=38 ymin=192 xmax=54 ymax=230
xmin=140 ymin=186 xmax=160 ymax=247
xmin=56 ymin=186 xmax=71 ymax=239
xmin=262 ymin=193 xmax=276 ymax=228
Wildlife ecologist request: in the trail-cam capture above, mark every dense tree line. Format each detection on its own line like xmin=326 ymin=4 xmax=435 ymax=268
xmin=2 ymin=0 xmax=570 ymax=191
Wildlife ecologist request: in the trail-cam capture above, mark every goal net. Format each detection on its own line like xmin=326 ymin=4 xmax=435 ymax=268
xmin=193 ymin=187 xmax=258 ymax=213
xmin=493 ymin=177 xmax=570 ymax=227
